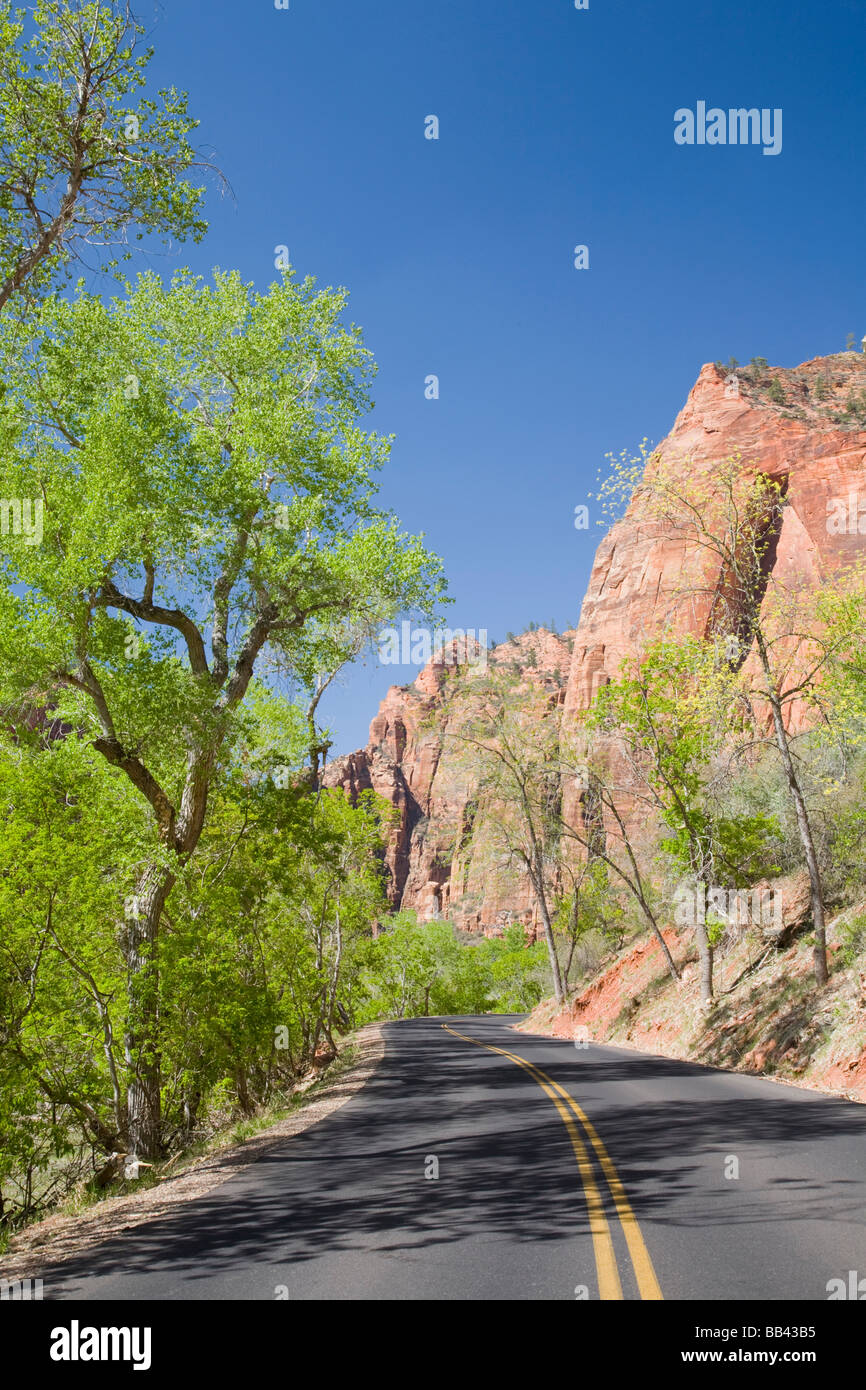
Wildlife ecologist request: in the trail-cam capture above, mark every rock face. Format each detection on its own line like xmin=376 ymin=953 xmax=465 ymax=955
xmin=323 ymin=630 xmax=574 ymax=931
xmin=564 ymin=355 xmax=866 ymax=721
xmin=327 ymin=355 xmax=866 ymax=929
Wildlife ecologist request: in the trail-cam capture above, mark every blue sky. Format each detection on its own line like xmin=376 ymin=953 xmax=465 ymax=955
xmin=137 ymin=0 xmax=865 ymax=754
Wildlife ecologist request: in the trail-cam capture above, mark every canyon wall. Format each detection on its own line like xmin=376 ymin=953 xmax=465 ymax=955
xmin=325 ymin=355 xmax=866 ymax=930
xmin=564 ymin=355 xmax=866 ymax=717
xmin=323 ymin=629 xmax=574 ymax=933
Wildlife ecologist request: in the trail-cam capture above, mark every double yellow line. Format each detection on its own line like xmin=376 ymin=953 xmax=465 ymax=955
xmin=442 ymin=1024 xmax=663 ymax=1300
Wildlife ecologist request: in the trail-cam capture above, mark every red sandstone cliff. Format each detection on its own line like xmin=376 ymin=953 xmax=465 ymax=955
xmin=323 ymin=629 xmax=574 ymax=931
xmin=564 ymin=355 xmax=866 ymax=717
xmin=327 ymin=355 xmax=866 ymax=930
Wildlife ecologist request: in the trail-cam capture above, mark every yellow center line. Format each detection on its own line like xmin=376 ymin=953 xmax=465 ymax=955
xmin=443 ymin=1024 xmax=621 ymax=1300
xmin=540 ymin=1070 xmax=664 ymax=1301
xmin=442 ymin=1024 xmax=663 ymax=1301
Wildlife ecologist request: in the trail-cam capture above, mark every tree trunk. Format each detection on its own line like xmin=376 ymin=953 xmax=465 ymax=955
xmin=123 ymin=866 xmax=174 ymax=1160
xmin=695 ymin=917 xmax=714 ymax=1007
xmin=325 ymin=913 xmax=343 ymax=1040
xmin=688 ymin=858 xmax=714 ymax=1006
xmin=530 ymin=858 xmax=565 ymax=1005
xmin=586 ymin=793 xmax=680 ymax=981
xmin=637 ymin=891 xmax=680 ymax=982
xmin=234 ymin=1068 xmax=254 ymax=1119
xmin=755 ymin=629 xmax=829 ymax=985
xmin=122 ymin=747 xmax=215 ymax=1158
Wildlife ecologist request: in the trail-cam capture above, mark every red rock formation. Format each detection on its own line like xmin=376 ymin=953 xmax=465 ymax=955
xmin=328 ymin=355 xmax=866 ymax=928
xmin=565 ymin=356 xmax=866 ymax=718
xmin=323 ymin=630 xmax=573 ymax=928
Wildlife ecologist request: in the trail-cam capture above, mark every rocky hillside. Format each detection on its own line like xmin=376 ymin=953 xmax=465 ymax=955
xmin=517 ymin=900 xmax=866 ymax=1104
xmin=326 ymin=353 xmax=866 ymax=932
xmin=323 ymin=628 xmax=575 ymax=932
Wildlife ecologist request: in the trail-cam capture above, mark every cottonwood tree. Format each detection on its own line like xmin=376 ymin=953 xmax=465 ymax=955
xmin=441 ymin=666 xmax=568 ymax=1004
xmin=553 ymin=855 xmax=603 ymax=987
xmin=781 ymin=565 xmax=866 ymax=898
xmin=165 ymin=760 xmax=390 ymax=1109
xmin=609 ymin=450 xmax=854 ymax=986
xmin=441 ymin=660 xmax=683 ymax=1003
xmin=557 ymin=742 xmax=681 ymax=983
xmin=807 ymin=564 xmax=866 ymax=743
xmin=0 ymin=267 xmax=445 ymax=1158
xmin=0 ymin=732 xmax=146 ymax=1218
xmin=361 ymin=914 xmax=457 ymax=1020
xmin=290 ymin=615 xmax=401 ymax=785
xmin=586 ymin=636 xmax=767 ymax=1006
xmin=0 ymin=0 xmax=210 ymax=315
xmin=0 ymin=698 xmax=394 ymax=1208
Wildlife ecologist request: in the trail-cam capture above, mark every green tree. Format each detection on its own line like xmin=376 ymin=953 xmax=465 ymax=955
xmin=441 ymin=666 xmax=567 ymax=1004
xmin=360 ymin=913 xmax=444 ymax=1019
xmin=0 ymin=267 xmax=445 ymax=1157
xmin=767 ymin=377 xmax=786 ymax=404
xmin=0 ymin=731 xmax=147 ymax=1220
xmin=603 ymin=450 xmax=852 ymax=986
xmin=483 ymin=926 xmax=547 ymax=1011
xmin=0 ymin=693 xmax=394 ymax=1214
xmin=0 ymin=0 xmax=210 ymax=314
xmin=589 ymin=636 xmax=775 ymax=1005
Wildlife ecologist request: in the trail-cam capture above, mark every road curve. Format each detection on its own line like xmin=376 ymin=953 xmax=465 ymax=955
xmin=39 ymin=1016 xmax=866 ymax=1301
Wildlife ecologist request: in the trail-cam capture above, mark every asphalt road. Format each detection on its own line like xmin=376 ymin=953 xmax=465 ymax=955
xmin=40 ymin=1016 xmax=866 ymax=1300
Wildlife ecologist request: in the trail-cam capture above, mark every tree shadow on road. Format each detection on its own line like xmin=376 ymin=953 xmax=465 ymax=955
xmin=42 ymin=1017 xmax=866 ymax=1298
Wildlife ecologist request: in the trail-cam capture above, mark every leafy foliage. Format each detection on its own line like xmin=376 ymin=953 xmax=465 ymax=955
xmin=0 ymin=1 xmax=212 ymax=314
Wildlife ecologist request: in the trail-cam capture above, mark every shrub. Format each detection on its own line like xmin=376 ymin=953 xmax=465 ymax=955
xmin=767 ymin=377 xmax=787 ymax=405
xmin=838 ymin=913 xmax=866 ymax=969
